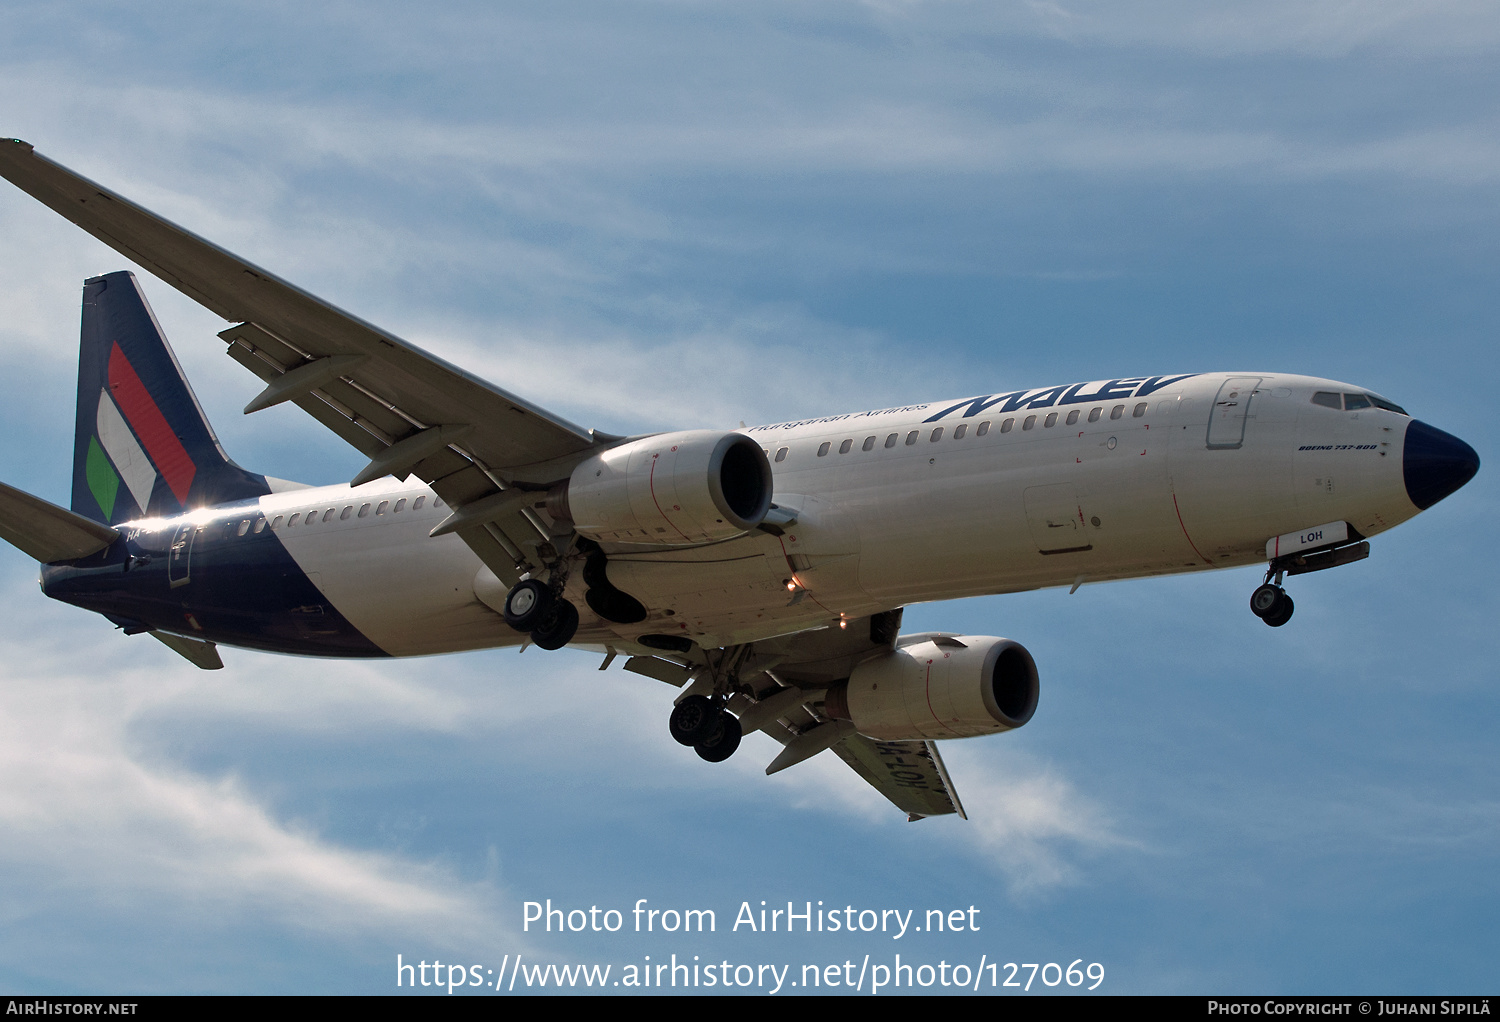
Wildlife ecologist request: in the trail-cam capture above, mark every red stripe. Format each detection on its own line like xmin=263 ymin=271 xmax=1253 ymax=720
xmin=647 ymin=452 xmax=693 ymax=543
xmin=1171 ymin=491 xmax=1213 ymax=565
xmin=108 ymin=343 xmax=196 ymax=504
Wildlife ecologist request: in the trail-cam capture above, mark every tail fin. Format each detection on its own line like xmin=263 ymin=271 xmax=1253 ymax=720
xmin=72 ymin=271 xmax=270 ymax=525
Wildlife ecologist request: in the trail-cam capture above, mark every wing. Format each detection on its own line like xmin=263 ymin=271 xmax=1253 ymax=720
xmin=629 ymin=608 xmax=968 ymax=821
xmin=0 ymin=139 xmax=610 ymax=586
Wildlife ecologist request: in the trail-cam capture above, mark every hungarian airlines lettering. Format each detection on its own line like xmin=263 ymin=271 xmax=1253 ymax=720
xmin=921 ymin=374 xmax=1201 ymax=422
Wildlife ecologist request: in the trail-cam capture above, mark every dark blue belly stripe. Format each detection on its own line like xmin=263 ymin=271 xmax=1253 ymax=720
xmin=41 ymin=501 xmax=388 ymax=658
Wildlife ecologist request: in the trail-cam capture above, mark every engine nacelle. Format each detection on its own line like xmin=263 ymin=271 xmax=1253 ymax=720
xmin=825 ymin=635 xmax=1039 ymax=741
xmin=551 ymin=430 xmax=773 ymax=546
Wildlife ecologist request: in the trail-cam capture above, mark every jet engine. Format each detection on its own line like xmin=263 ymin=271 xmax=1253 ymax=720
xmin=548 ymin=430 xmax=773 ymax=546
xmin=824 ymin=635 xmax=1039 ymax=741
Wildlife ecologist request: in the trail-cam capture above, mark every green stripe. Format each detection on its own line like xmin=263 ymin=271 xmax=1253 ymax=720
xmin=85 ymin=435 xmax=119 ymax=519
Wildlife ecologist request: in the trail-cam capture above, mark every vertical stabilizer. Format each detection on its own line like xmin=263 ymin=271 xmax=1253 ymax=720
xmin=72 ymin=272 xmax=269 ymax=525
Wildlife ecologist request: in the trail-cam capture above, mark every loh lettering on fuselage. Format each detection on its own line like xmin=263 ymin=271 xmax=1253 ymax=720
xmin=921 ymin=375 xmax=1201 ymax=423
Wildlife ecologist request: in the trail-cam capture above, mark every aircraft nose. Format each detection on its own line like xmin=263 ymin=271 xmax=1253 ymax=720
xmin=1404 ymin=420 xmax=1480 ymax=510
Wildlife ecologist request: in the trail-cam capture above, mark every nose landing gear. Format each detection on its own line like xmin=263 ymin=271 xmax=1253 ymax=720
xmin=1250 ymin=529 xmax=1374 ymax=628
xmin=1250 ymin=581 xmax=1295 ymax=627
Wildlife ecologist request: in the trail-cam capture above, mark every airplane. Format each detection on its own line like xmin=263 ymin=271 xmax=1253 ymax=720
xmin=0 ymin=139 xmax=1480 ymax=821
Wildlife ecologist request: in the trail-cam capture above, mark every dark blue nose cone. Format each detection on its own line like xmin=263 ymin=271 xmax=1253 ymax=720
xmin=1404 ymin=421 xmax=1480 ymax=510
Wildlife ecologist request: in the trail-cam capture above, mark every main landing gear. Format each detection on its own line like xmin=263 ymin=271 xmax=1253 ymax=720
xmin=1250 ymin=574 xmax=1295 ymax=628
xmin=669 ymin=694 xmax=743 ymax=763
xmin=502 ymin=578 xmax=580 ymax=649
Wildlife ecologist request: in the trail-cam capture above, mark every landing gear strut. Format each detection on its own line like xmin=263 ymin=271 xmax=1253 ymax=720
xmin=1250 ymin=532 xmax=1375 ymax=628
xmin=1250 ymin=573 xmax=1295 ymax=628
xmin=668 ymin=647 xmax=749 ymax=762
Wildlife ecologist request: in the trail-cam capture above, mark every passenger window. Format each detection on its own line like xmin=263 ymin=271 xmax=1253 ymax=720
xmin=1044 ymin=412 xmax=1058 ymax=428
xmin=253 ymin=518 xmax=268 ymax=534
xmin=862 ymin=436 xmax=876 ymax=452
xmin=1110 ymin=405 xmax=1124 ymax=420
xmin=1343 ymin=393 xmax=1371 ymax=411
xmin=884 ymin=433 xmax=898 ymax=448
xmin=413 ymin=496 xmax=425 ymax=510
xmin=818 ymin=442 xmax=831 ymax=457
xmin=1133 ymin=402 xmax=1147 ymax=417
xmin=976 ymin=421 xmax=990 ymax=436
xmin=775 ymin=447 xmax=788 ymax=463
xmin=271 ymin=515 xmax=284 ymax=529
xmin=905 ymin=431 xmax=919 ymax=446
xmin=1000 ymin=418 xmax=1014 ymax=433
xmin=929 ymin=427 xmax=944 ymax=442
xmin=1311 ymin=392 xmax=1341 ymax=409
xmin=340 ymin=506 xmax=353 ymax=521
xmin=839 ymin=439 xmax=853 ymax=454
xmin=433 ymin=498 xmax=444 ymax=508
xmin=358 ymin=503 xmax=371 ymax=518
xmin=288 ymin=513 xmax=300 ymax=527
xmin=1065 ymin=410 xmax=1079 ymax=426
xmin=394 ymin=498 xmax=406 ymax=513
xmin=1088 ymin=407 xmax=1102 ymax=423
xmin=376 ymin=500 xmax=389 ymax=515
xmin=1022 ymin=415 xmax=1036 ymax=431
xmin=237 ymin=520 xmax=251 ymax=537
xmin=953 ymin=424 xmax=967 ymax=439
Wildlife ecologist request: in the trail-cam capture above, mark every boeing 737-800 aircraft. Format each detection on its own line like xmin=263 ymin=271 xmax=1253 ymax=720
xmin=0 ymin=139 xmax=1479 ymax=820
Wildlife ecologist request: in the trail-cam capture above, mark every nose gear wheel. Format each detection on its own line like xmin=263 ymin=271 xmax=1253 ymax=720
xmin=1250 ymin=583 xmax=1294 ymax=627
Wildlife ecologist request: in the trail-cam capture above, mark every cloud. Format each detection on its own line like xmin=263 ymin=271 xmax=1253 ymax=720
xmin=934 ymin=743 xmax=1133 ymax=893
xmin=0 ymin=570 xmax=519 ymax=986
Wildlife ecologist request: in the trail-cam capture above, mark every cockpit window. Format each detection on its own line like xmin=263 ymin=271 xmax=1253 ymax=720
xmin=1310 ymin=390 xmax=1408 ymax=415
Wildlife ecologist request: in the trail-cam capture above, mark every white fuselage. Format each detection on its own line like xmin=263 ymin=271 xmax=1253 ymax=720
xmin=185 ymin=372 xmax=1411 ymax=656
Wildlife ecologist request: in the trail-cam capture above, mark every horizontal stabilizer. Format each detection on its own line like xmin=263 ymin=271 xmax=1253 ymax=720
xmin=150 ymin=631 xmax=224 ymax=670
xmin=0 ymin=480 xmax=119 ymax=563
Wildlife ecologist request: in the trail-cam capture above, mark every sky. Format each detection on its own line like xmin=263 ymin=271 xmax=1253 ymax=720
xmin=0 ymin=0 xmax=1495 ymax=996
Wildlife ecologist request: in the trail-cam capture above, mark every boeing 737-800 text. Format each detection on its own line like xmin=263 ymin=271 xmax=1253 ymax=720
xmin=0 ymin=140 xmax=1479 ymax=819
